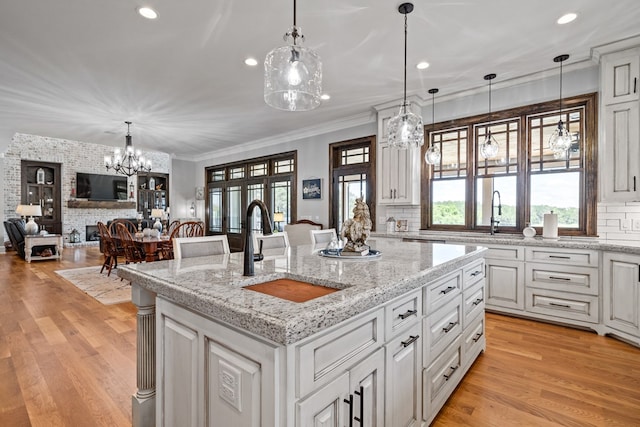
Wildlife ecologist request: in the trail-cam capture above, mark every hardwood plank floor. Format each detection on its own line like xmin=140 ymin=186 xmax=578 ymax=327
xmin=1 ymin=247 xmax=639 ymax=426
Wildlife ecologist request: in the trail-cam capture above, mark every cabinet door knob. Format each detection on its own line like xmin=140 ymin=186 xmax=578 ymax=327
xmin=344 ymin=394 xmax=354 ymax=427
xmin=353 ymin=386 xmax=364 ymax=424
xmin=398 ymin=309 xmax=417 ymax=319
xmin=443 ymin=365 xmax=459 ymax=381
xmin=401 ymin=335 xmax=419 ymax=347
xmin=442 ymin=322 xmax=458 ymax=333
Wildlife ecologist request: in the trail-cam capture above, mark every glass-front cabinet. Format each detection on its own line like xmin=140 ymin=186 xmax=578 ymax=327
xmin=21 ymin=161 xmax=62 ymax=234
xmin=137 ymin=173 xmax=169 ymax=219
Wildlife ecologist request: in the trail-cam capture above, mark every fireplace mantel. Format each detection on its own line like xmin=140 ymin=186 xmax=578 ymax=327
xmin=67 ymin=200 xmax=136 ymax=209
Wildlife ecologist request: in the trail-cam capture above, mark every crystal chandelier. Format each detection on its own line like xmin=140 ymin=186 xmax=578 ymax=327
xmin=548 ymin=54 xmax=572 ymax=154
xmin=479 ymin=73 xmax=500 ymax=159
xmin=387 ymin=2 xmax=424 ymax=149
xmin=424 ymin=88 xmax=441 ymax=165
xmin=104 ymin=121 xmax=152 ymax=177
xmin=264 ymin=0 xmax=322 ymax=111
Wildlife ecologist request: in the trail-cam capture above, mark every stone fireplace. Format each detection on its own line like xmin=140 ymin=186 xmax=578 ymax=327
xmin=85 ymin=225 xmax=100 ymax=242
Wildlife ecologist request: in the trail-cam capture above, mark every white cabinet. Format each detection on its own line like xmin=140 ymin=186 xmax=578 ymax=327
xmin=600 ymin=47 xmax=640 ymax=202
xmin=484 ymin=246 xmax=525 ymax=311
xmin=376 ymin=104 xmax=422 ymax=206
xmin=377 ymin=143 xmax=421 ymax=205
xmin=603 ymin=252 xmax=640 ymax=345
xmin=385 ymin=323 xmax=421 ymax=427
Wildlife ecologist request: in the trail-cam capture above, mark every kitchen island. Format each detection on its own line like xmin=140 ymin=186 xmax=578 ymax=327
xmin=118 ymin=238 xmax=487 ymax=427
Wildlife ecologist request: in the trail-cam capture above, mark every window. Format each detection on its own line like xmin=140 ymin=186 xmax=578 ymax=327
xmin=205 ymin=152 xmax=297 ymax=251
xmin=329 ymin=137 xmax=376 ymax=232
xmin=422 ymin=93 xmax=597 ymax=236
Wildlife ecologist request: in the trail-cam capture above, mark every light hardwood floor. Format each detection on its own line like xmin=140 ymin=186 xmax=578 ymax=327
xmin=1 ymin=247 xmax=639 ymax=426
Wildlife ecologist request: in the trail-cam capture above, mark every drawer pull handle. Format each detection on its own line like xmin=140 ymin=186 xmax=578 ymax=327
xmin=472 ymin=331 xmax=484 ymax=342
xmin=549 ymin=302 xmax=571 ymax=308
xmin=353 ymin=386 xmax=364 ymax=424
xmin=443 ymin=365 xmax=459 ymax=381
xmin=548 ymin=255 xmax=570 ymax=259
xmin=401 ymin=335 xmax=419 ymax=347
xmin=472 ymin=297 xmax=484 ymax=306
xmin=344 ymin=394 xmax=354 ymax=427
xmin=440 ymin=286 xmax=456 ymax=295
xmin=398 ymin=309 xmax=418 ymax=320
xmin=442 ymin=322 xmax=458 ymax=333
xmin=470 ymin=270 xmax=482 ymax=277
xmin=549 ymin=276 xmax=571 ymax=281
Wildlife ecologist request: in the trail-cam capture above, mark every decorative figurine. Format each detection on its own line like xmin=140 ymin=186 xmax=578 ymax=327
xmin=340 ymin=197 xmax=372 ymax=255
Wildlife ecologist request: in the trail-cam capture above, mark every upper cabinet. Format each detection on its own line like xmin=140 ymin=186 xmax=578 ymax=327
xmin=599 ymin=46 xmax=640 ymax=202
xmin=137 ymin=173 xmax=169 ymax=219
xmin=376 ymin=104 xmax=422 ymax=206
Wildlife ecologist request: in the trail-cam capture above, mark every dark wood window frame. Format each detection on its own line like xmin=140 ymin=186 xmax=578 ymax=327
xmin=420 ymin=93 xmax=598 ymax=236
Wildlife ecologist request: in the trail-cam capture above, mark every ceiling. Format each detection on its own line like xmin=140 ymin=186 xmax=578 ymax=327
xmin=1 ymin=1 xmax=639 ymax=161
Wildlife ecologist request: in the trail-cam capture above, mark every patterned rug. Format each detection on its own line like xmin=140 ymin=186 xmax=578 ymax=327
xmin=55 ymin=266 xmax=131 ymax=305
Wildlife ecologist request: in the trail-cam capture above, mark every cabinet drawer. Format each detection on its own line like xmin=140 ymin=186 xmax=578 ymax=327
xmin=385 ymin=289 xmax=422 ymax=338
xmin=423 ymin=295 xmax=462 ymax=365
xmin=297 ymin=308 xmax=384 ymax=398
xmin=463 ymin=280 xmax=485 ymax=326
xmin=463 ymin=259 xmax=485 ymax=289
xmin=526 ymin=263 xmax=599 ymax=295
xmin=525 ymin=288 xmax=599 ymax=323
xmin=525 ymin=247 xmax=599 ymax=267
xmin=462 ymin=314 xmax=485 ymax=368
xmin=423 ymin=336 xmax=462 ymax=423
xmin=485 ymin=245 xmax=525 ymax=261
xmin=424 ymin=271 xmax=462 ymax=313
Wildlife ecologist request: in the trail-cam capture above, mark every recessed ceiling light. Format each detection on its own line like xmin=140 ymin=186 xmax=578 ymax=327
xmin=416 ymin=61 xmax=430 ymax=70
xmin=244 ymin=57 xmax=258 ymax=66
xmin=557 ymin=13 xmax=577 ymax=24
xmin=321 ymin=94 xmax=331 ymax=100
xmin=138 ymin=7 xmax=158 ymax=20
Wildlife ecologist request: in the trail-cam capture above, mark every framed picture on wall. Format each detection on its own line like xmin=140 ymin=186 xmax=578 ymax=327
xmin=302 ymin=178 xmax=322 ymax=200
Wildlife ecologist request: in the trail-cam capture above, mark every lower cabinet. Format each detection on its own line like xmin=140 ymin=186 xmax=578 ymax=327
xmin=484 ymin=250 xmax=525 ymax=311
xmin=603 ymin=252 xmax=640 ymax=344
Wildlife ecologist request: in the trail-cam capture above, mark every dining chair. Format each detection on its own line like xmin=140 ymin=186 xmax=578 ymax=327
xmin=97 ymin=221 xmax=118 ymax=276
xmin=160 ymin=221 xmax=206 ymax=260
xmin=173 ymin=235 xmax=230 ymax=259
xmin=254 ymin=232 xmax=290 ymax=252
xmin=284 ymin=219 xmax=322 ymax=246
xmin=310 ymin=228 xmax=337 ymax=245
xmin=116 ymin=223 xmax=146 ymax=264
xmin=109 ymin=219 xmax=137 ymax=258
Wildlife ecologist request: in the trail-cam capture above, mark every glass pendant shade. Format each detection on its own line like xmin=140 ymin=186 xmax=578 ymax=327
xmin=264 ymin=25 xmax=322 ymax=111
xmin=549 ymin=120 xmax=572 ymax=153
xmin=424 ymin=145 xmax=441 ymax=164
xmin=387 ymin=103 xmax=424 ymax=149
xmin=480 ymin=132 xmax=500 ymax=158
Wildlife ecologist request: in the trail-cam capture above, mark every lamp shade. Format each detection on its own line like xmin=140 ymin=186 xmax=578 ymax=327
xmin=273 ymin=212 xmax=285 ymax=222
xmin=16 ymin=204 xmax=26 ymax=215
xmin=151 ymin=208 xmax=164 ymax=219
xmin=22 ymin=204 xmax=42 ymax=217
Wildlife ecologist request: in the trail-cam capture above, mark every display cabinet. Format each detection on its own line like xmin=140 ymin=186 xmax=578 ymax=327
xmin=21 ymin=160 xmax=62 ymax=234
xmin=137 ymin=173 xmax=169 ymax=219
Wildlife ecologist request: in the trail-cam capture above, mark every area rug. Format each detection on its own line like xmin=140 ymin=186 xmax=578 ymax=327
xmin=55 ymin=266 xmax=131 ymax=305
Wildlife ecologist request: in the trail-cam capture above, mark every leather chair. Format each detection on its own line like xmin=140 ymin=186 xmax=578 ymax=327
xmin=4 ymin=219 xmax=26 ymax=258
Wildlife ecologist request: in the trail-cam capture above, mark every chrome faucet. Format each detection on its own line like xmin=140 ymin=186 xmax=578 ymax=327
xmin=490 ymin=190 xmax=502 ymax=235
xmin=243 ymin=199 xmax=273 ymax=276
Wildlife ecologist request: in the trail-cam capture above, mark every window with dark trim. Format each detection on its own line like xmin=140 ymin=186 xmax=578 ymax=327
xmin=421 ymin=93 xmax=597 ymax=236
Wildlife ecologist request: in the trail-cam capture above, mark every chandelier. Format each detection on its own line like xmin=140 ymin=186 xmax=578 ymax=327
xmin=479 ymin=73 xmax=500 ymax=159
xmin=264 ymin=0 xmax=322 ymax=111
xmin=424 ymin=88 xmax=441 ymax=165
xmin=104 ymin=121 xmax=152 ymax=177
xmin=548 ymin=54 xmax=572 ymax=154
xmin=387 ymin=2 xmax=424 ymax=149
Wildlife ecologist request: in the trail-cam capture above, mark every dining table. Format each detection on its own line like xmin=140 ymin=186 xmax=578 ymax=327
xmin=114 ymin=235 xmax=171 ymax=263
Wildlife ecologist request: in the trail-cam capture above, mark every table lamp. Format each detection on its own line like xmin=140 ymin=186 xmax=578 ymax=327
xmin=273 ymin=212 xmax=285 ymax=232
xmin=15 ymin=204 xmax=26 ymax=218
xmin=151 ymin=208 xmax=164 ymax=232
xmin=22 ymin=204 xmax=43 ymax=235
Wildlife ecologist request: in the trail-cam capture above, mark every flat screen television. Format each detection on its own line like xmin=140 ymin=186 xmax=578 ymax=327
xmin=76 ymin=173 xmax=128 ymax=201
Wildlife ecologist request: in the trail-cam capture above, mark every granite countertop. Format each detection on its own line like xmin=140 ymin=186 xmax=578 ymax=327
xmin=118 ymin=238 xmax=485 ymax=345
xmin=372 ymin=231 xmax=640 ymax=255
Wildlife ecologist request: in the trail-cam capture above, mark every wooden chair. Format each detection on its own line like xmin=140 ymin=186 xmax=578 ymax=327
xmin=115 ymin=223 xmax=146 ymax=264
xmin=97 ymin=222 xmax=118 ymax=276
xmin=283 ymin=219 xmax=322 ymax=246
xmin=109 ymin=219 xmax=137 ymax=258
xmin=310 ymin=229 xmax=337 ymax=245
xmin=173 ymin=235 xmax=230 ymax=259
xmin=160 ymin=221 xmax=205 ymax=260
xmin=254 ymin=232 xmax=290 ymax=251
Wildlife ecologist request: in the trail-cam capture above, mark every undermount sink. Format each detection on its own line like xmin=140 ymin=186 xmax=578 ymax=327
xmin=244 ymin=278 xmax=340 ymax=303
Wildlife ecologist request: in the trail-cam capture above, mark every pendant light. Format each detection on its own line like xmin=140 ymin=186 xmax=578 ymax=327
xmin=424 ymin=88 xmax=441 ymax=165
xmin=387 ymin=2 xmax=424 ymax=149
xmin=479 ymin=73 xmax=500 ymax=159
xmin=104 ymin=121 xmax=152 ymax=177
xmin=548 ymin=54 xmax=571 ymax=153
xmin=264 ymin=0 xmax=322 ymax=111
